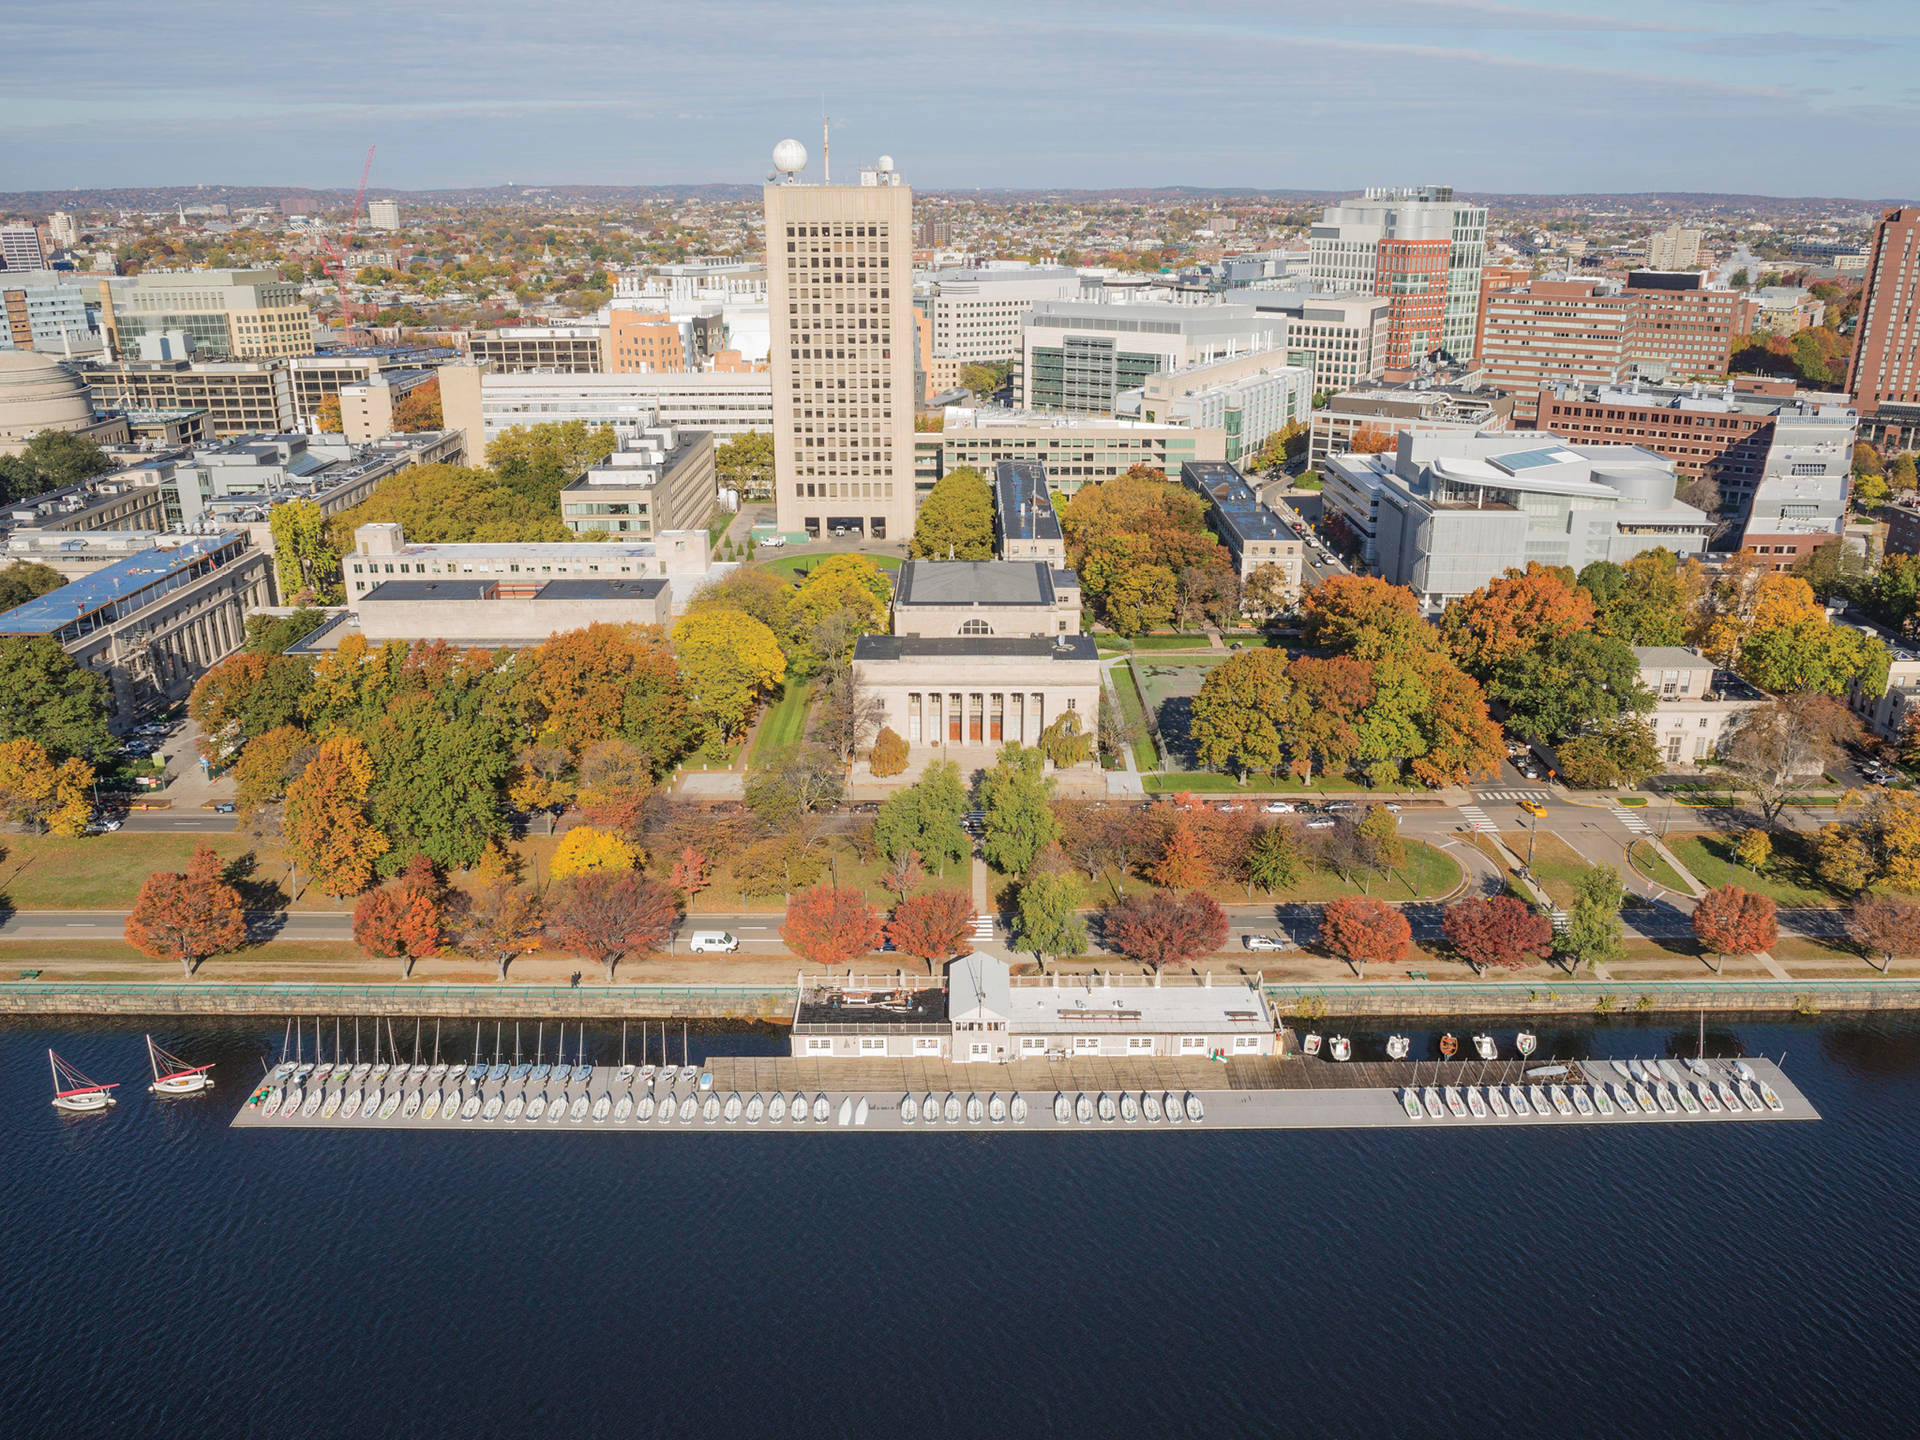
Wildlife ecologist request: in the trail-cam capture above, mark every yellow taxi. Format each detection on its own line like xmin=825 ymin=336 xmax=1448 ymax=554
xmin=1519 ymin=799 xmax=1549 ymax=818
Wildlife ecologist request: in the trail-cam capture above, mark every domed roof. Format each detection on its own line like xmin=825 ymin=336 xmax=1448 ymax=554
xmin=0 ymin=349 xmax=94 ymax=443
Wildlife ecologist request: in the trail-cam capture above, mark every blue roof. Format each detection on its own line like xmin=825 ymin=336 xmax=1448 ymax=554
xmin=0 ymin=535 xmax=239 ymax=636
xmin=1492 ymin=446 xmax=1579 ymax=474
xmin=994 ymin=461 xmax=1064 ymax=545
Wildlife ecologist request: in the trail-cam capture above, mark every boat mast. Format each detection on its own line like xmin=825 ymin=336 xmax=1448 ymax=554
xmin=413 ymin=1017 xmax=421 ymax=1067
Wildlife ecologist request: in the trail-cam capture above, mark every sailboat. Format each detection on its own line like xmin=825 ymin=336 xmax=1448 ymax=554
xmin=49 ymin=1050 xmax=117 ymax=1113
xmin=146 ymin=1035 xmax=213 ymax=1096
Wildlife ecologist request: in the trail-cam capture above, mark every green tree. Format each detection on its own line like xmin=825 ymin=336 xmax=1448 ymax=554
xmin=1247 ymin=824 xmax=1304 ymax=893
xmin=957 ymin=361 xmax=1010 ymax=398
xmin=1190 ymin=648 xmax=1292 ymax=779
xmin=188 ymin=652 xmax=314 ymax=752
xmin=1854 ymin=442 xmax=1885 ymax=479
xmin=0 ymin=636 xmax=112 ymax=759
xmin=332 ymin=462 xmax=572 ymax=546
xmin=485 ymin=420 xmax=619 ymax=508
xmin=873 ymin=759 xmax=970 ymax=875
xmin=1558 ymin=863 xmax=1625 ymax=972
xmin=1489 ymin=631 xmax=1651 ymax=739
xmin=244 ymin=608 xmax=328 ymax=655
xmin=1579 ymin=550 xmax=1686 ymax=646
xmin=908 ymin=466 xmax=995 ymax=560
xmin=670 ymin=606 xmax=787 ymax=740
xmin=1871 ymin=553 xmax=1920 ymax=637
xmin=716 ymin=431 xmax=775 ymax=500
xmin=363 ymin=692 xmax=514 ymax=876
xmin=1792 ymin=537 xmax=1869 ymax=602
xmin=1739 ymin=617 xmax=1888 ymax=698
xmin=1011 ymin=867 xmax=1086 ymax=971
xmin=1555 ymin=714 xmax=1662 ymax=788
xmin=7 ymin=430 xmax=114 ymax=495
xmin=784 ymin=555 xmax=891 ymax=674
xmin=269 ymin=499 xmax=342 ymax=602
xmin=1890 ymin=453 xmax=1918 ymax=492
xmin=978 ymin=744 xmax=1058 ymax=876
xmin=0 ymin=561 xmax=66 ymax=614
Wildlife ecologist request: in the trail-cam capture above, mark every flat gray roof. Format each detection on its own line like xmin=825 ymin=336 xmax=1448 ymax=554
xmin=994 ymin=462 xmax=1064 ymax=545
xmin=855 ymin=634 xmax=1098 ymax=661
xmin=895 ymin=559 xmax=1056 ymax=608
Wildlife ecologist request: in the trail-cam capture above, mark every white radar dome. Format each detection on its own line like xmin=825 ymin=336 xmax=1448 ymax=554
xmin=877 ymin=154 xmax=894 ymax=172
xmin=772 ymin=139 xmax=807 ymax=174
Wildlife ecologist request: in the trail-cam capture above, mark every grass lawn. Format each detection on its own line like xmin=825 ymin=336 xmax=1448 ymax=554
xmin=1668 ymin=830 xmax=1841 ymax=907
xmin=1017 ymin=838 xmax=1460 ymax=911
xmin=681 ymin=840 xmax=939 ymax=914
xmin=1142 ymin=772 xmax=1369 ymax=794
xmin=1476 ymin=831 xmax=1593 ymax=907
xmin=1113 ymin=663 xmax=1161 ymax=772
xmin=749 ymin=680 xmax=813 ymax=768
xmin=1125 ymin=634 xmax=1216 ymax=651
xmin=1627 ymin=839 xmax=1692 ymax=895
xmin=756 ymin=553 xmax=902 ymax=583
xmin=0 ymin=833 xmax=264 ymax=911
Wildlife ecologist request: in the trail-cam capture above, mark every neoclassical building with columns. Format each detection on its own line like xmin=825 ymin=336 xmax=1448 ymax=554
xmin=854 ymin=558 xmax=1100 ymax=772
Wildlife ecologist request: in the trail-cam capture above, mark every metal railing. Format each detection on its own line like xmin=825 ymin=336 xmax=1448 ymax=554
xmin=1262 ymin=977 xmax=1920 ymax=1013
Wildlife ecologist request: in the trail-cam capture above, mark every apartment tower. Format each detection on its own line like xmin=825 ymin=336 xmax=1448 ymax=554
xmin=1309 ymin=186 xmax=1487 ymax=369
xmin=1847 ymin=206 xmax=1920 ymax=446
xmin=766 ymin=141 xmax=916 ymax=541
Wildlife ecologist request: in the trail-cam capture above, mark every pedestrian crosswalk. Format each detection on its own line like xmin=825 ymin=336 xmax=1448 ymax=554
xmin=969 ymin=913 xmax=996 ymax=943
xmin=1458 ymin=805 xmax=1498 ymax=833
xmin=1474 ymin=789 xmax=1552 ymax=803
xmin=1609 ymin=802 xmax=1652 ymax=835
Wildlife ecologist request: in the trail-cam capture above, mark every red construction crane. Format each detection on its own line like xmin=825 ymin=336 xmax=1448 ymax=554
xmin=320 ymin=145 xmax=376 ymax=342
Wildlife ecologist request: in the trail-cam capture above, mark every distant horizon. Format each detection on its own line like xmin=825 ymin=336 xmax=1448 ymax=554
xmin=5 ymin=0 xmax=1916 ymax=196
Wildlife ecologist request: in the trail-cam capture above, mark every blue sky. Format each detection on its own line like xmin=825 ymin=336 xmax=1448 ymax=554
xmin=4 ymin=0 xmax=1915 ymax=195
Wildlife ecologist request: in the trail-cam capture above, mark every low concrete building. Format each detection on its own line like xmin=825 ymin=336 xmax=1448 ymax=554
xmin=1309 ymin=380 xmax=1512 ymax=465
xmin=916 ymin=407 xmax=1227 ymax=497
xmin=993 ymin=461 xmax=1065 ymax=562
xmin=1179 ymin=461 xmax=1305 ymax=590
xmin=891 ymin=559 xmax=1080 ymax=638
xmin=560 ymin=427 xmax=716 ymax=537
xmin=465 ymin=326 xmax=605 ymax=374
xmin=354 ymin=574 xmax=671 ymax=646
xmin=789 ymin=954 xmax=1279 ymax=1063
xmin=5 ymin=471 xmax=168 ymax=534
xmin=0 ymin=531 xmax=271 ymax=719
xmin=344 ymin=521 xmax=724 ymax=614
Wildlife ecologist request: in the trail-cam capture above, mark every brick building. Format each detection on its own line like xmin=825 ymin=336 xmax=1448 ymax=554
xmin=1846 ymin=206 xmax=1920 ymax=447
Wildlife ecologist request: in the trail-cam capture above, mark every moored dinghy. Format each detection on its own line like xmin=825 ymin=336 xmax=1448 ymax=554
xmin=635 ymin=1092 xmax=655 ymax=1121
xmin=1466 ymin=1087 xmax=1487 ymax=1118
xmin=1119 ymin=1092 xmax=1138 ymax=1123
xmin=700 ymin=1093 xmax=721 ymax=1123
xmin=678 ymin=1094 xmax=698 ymax=1122
xmin=1074 ymin=1093 xmax=1094 ymax=1124
xmin=523 ymin=1091 xmax=545 ymax=1121
xmin=1505 ymin=1083 xmax=1530 ymax=1116
xmin=1572 ymin=1086 xmax=1594 ymax=1117
xmin=402 ymin=1089 xmax=422 ymax=1120
xmin=1444 ymin=1087 xmax=1467 ymax=1118
xmin=966 ymin=1093 xmax=984 ymax=1124
xmin=1632 ymin=1083 xmax=1657 ymax=1113
xmin=300 ymin=1086 xmax=325 ymax=1118
xmin=766 ymin=1092 xmax=785 ymax=1122
xmin=921 ymin=1092 xmax=940 ymax=1124
xmin=1487 ymin=1085 xmax=1510 ymax=1118
xmin=1550 ymin=1086 xmax=1574 ymax=1116
xmin=835 ymin=1097 xmax=852 ymax=1127
xmin=1143 ymin=1090 xmax=1165 ymax=1122
xmin=613 ymin=1091 xmax=633 ymax=1123
xmin=989 ymin=1092 xmax=1007 ymax=1124
xmin=592 ymin=1092 xmax=612 ymax=1123
xmin=1401 ymin=1087 xmax=1424 ymax=1119
xmin=900 ymin=1093 xmax=919 ymax=1124
xmin=341 ymin=1085 xmax=363 ymax=1119
xmin=854 ymin=1097 xmax=869 ymax=1126
xmin=421 ymin=1090 xmax=442 ymax=1120
xmin=379 ymin=1089 xmax=403 ymax=1120
xmin=1328 ymin=1035 xmax=1351 ymax=1062
xmin=1010 ymin=1092 xmax=1028 ymax=1123
xmin=461 ymin=1091 xmax=483 ymax=1121
xmin=1716 ymin=1081 xmax=1741 ymax=1112
xmin=790 ymin=1092 xmax=809 ymax=1123
xmin=1096 ymin=1092 xmax=1116 ymax=1123
xmin=942 ymin=1093 xmax=961 ymax=1124
xmin=505 ymin=1092 xmax=526 ymax=1122
xmin=1386 ymin=1034 xmax=1410 ymax=1061
xmin=1758 ymin=1080 xmax=1784 ymax=1112
xmin=815 ymin=1092 xmax=834 ymax=1122
xmin=1473 ymin=1034 xmax=1497 ymax=1062
xmin=1654 ymin=1085 xmax=1678 ymax=1115
xmin=1163 ymin=1090 xmax=1184 ymax=1123
xmin=1302 ymin=1032 xmax=1322 ymax=1057
xmin=744 ymin=1093 xmax=763 ymax=1124
xmin=1592 ymin=1085 xmax=1614 ymax=1116
xmin=550 ymin=1091 xmax=571 ymax=1123
xmin=1610 ymin=1083 xmax=1638 ymax=1114
xmin=360 ymin=1087 xmax=382 ymax=1120
xmin=1184 ymin=1092 xmax=1204 ymax=1122
xmin=1424 ymin=1086 xmax=1446 ymax=1119
xmin=146 ymin=1035 xmax=214 ymax=1096
xmin=722 ymin=1092 xmax=742 ymax=1124
xmin=1053 ymin=1092 xmax=1071 ymax=1124
xmin=481 ymin=1091 xmax=503 ymax=1122
xmin=48 ymin=1051 xmax=117 ymax=1113
xmin=1675 ymin=1084 xmax=1700 ymax=1115
xmin=1515 ymin=1031 xmax=1537 ymax=1058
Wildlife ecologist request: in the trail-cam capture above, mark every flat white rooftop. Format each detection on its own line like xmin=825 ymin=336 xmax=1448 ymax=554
xmin=1007 ymin=979 xmax=1270 ymax=1034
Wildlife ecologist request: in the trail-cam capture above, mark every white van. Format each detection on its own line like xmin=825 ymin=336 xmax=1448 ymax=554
xmin=688 ymin=932 xmax=739 ymax=954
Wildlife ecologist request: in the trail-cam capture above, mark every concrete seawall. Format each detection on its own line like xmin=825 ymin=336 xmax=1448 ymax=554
xmin=6 ymin=976 xmax=1920 ymax=1021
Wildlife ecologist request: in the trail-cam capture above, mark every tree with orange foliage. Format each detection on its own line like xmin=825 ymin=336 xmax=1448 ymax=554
xmin=283 ymin=734 xmax=389 ymax=895
xmin=1441 ymin=895 xmax=1553 ymax=975
xmin=884 ymin=887 xmax=977 ymax=973
xmin=780 ymin=883 xmax=883 ymax=969
xmin=1347 ymin=425 xmax=1396 ymax=455
xmin=1691 ymin=884 xmax=1779 ymax=974
xmin=1299 ymin=575 xmax=1422 ymax=651
xmin=1439 ymin=563 xmax=1595 ymax=678
xmin=669 ymin=847 xmax=712 ymax=902
xmin=1101 ymin=888 xmax=1229 ymax=972
xmin=352 ymin=854 xmax=451 ymax=978
xmin=1150 ymin=812 xmax=1214 ymax=889
xmin=1318 ymin=896 xmax=1411 ymax=974
xmin=459 ymin=881 xmax=545 ymax=982
xmin=390 ymin=376 xmax=442 ymax=432
xmin=124 ymin=844 xmax=248 ymax=978
xmin=516 ymin=622 xmax=690 ymax=766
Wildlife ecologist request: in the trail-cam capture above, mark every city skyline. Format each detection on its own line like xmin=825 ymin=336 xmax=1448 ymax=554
xmin=4 ymin=0 xmax=1917 ymax=196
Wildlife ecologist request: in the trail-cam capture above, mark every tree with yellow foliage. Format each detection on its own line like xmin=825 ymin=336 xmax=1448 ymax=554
xmin=0 ymin=737 xmax=94 ymax=836
xmin=283 ymin=734 xmax=389 ymax=895
xmin=549 ymin=824 xmax=638 ymax=880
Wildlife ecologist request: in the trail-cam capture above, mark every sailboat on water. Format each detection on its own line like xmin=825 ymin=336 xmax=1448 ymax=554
xmin=50 ymin=1050 xmax=117 ymax=1113
xmin=146 ymin=1034 xmax=213 ymax=1096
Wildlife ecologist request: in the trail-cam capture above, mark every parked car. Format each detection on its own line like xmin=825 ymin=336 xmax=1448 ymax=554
xmin=1382 ymin=803 xmax=1403 ymax=814
xmin=1261 ymin=802 xmax=1295 ymax=814
xmin=1243 ymin=934 xmax=1289 ymax=952
xmin=1305 ymin=817 xmax=1337 ymax=830
xmin=213 ymin=802 xmax=235 ymax=814
xmin=1325 ymin=800 xmax=1359 ymax=813
xmin=759 ymin=534 xmax=787 ymax=548
xmin=1213 ymin=803 xmax=1245 ymax=813
xmin=687 ymin=931 xmax=740 ymax=954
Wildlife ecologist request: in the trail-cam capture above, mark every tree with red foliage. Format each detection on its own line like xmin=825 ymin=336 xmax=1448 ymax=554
xmin=1691 ymin=884 xmax=1779 ymax=974
xmin=1101 ymin=889 xmax=1229 ymax=972
xmin=351 ymin=853 xmax=452 ymax=979
xmin=1441 ymin=895 xmax=1553 ymax=975
xmin=668 ymin=847 xmax=712 ymax=902
xmin=546 ymin=870 xmax=680 ymax=982
xmin=879 ymin=847 xmax=925 ymax=899
xmin=1318 ymin=896 xmax=1411 ymax=975
xmin=1843 ymin=894 xmax=1920 ymax=973
xmin=885 ymin=888 xmax=977 ymax=974
xmin=124 ymin=844 xmax=248 ymax=979
xmin=460 ymin=881 xmax=546 ymax=982
xmin=781 ymin=883 xmax=883 ymax=969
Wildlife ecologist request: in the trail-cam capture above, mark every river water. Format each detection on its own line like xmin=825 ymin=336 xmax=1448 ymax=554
xmin=4 ymin=1013 xmax=1917 ymax=1438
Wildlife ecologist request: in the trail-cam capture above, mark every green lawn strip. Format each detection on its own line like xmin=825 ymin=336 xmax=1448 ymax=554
xmin=681 ymin=844 xmax=936 ymax=915
xmin=1012 ymin=839 xmax=1460 ymax=912
xmin=1480 ymin=830 xmax=1593 ymax=908
xmin=757 ymin=553 xmax=903 ymax=582
xmin=749 ymin=680 xmax=813 ymax=768
xmin=0 ymin=833 xmax=265 ymax=910
xmin=1626 ymin=838 xmax=1692 ymax=895
xmin=1141 ymin=771 xmax=1370 ymax=794
xmin=1125 ymin=634 xmax=1216 ymax=651
xmin=1667 ymin=831 xmax=1842 ymax=907
xmin=1114 ymin=661 xmax=1160 ymax=772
